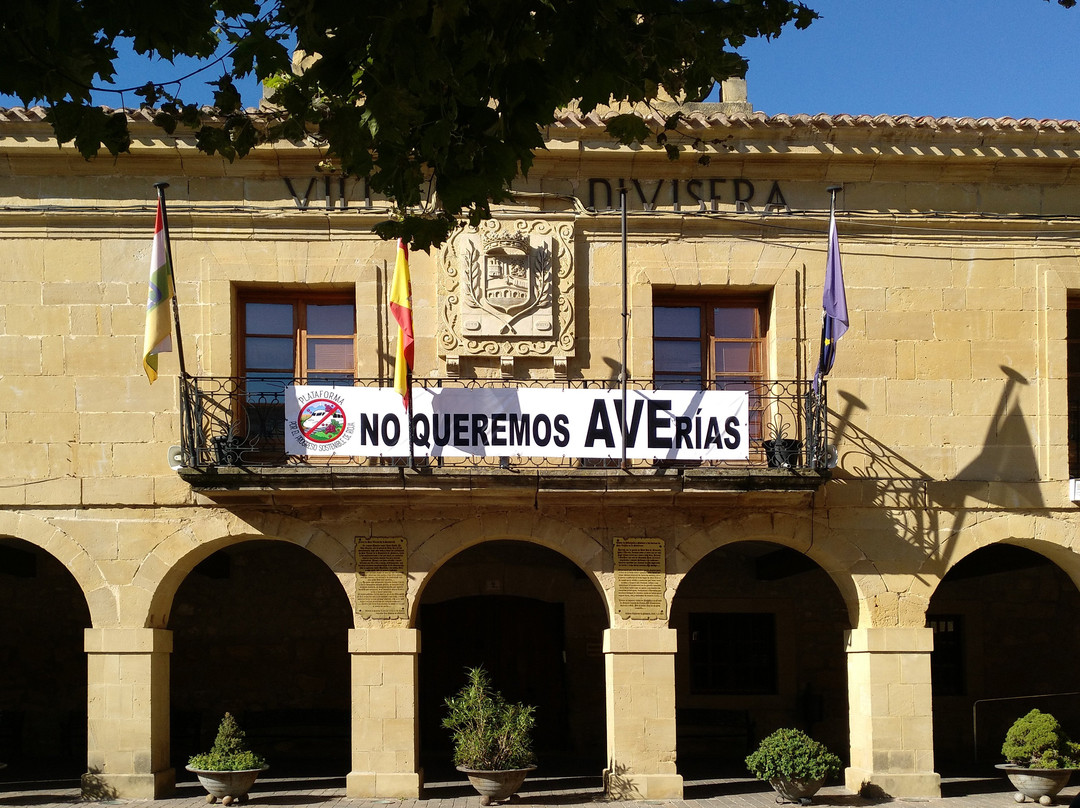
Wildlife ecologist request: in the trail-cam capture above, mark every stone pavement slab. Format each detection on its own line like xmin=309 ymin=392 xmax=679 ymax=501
xmin=1 ymin=772 xmax=1075 ymax=808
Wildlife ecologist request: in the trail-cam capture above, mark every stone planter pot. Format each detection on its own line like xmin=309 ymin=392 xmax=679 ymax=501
xmin=456 ymin=765 xmax=536 ymax=805
xmin=186 ymin=765 xmax=269 ymax=804
xmin=768 ymin=775 xmax=826 ymax=803
xmin=995 ymin=764 xmax=1074 ymax=804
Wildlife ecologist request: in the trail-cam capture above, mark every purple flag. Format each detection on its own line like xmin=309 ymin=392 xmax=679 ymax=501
xmin=815 ymin=209 xmax=848 ymax=383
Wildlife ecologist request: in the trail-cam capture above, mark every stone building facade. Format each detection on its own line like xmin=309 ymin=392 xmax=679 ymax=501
xmin=2 ymin=97 xmax=1080 ymax=801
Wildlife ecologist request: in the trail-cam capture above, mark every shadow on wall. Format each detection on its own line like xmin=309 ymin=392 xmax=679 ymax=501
xmin=80 ymin=768 xmax=118 ymax=801
xmin=827 ymin=366 xmax=1043 ymax=572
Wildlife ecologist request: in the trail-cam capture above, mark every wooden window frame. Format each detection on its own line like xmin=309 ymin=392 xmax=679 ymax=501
xmin=927 ymin=613 xmax=965 ymax=696
xmin=221 ymin=288 xmax=358 ymax=464
xmin=652 ymin=294 xmax=769 ymax=389
xmin=238 ymin=288 xmax=358 ymax=383
xmin=1068 ymin=296 xmax=1080 ymax=477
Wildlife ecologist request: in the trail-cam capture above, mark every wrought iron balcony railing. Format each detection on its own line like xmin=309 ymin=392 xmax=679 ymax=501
xmin=178 ymin=376 xmax=830 ymax=473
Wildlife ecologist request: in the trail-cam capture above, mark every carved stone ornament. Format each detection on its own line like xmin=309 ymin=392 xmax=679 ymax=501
xmin=438 ymin=219 xmax=575 ymax=358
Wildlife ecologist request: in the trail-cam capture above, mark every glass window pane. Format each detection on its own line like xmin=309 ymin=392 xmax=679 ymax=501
xmin=307 ymin=372 xmax=353 ymax=387
xmin=714 ymin=377 xmax=753 ymax=393
xmin=244 ymin=373 xmax=292 ymax=400
xmin=714 ymin=342 xmax=758 ymax=374
xmin=656 ymin=375 xmax=701 ymax=391
xmin=713 ymin=307 xmax=757 ymax=339
xmin=308 ymin=304 xmax=355 ymax=336
xmin=655 ymin=306 xmax=700 ymax=339
xmin=308 ymin=338 xmax=355 ymax=371
xmin=246 ymin=303 xmax=294 ymax=335
xmin=246 ymin=337 xmax=294 ymax=369
xmin=655 ymin=341 xmax=701 ymax=374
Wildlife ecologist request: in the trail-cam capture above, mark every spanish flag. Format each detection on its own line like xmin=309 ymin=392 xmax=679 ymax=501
xmin=390 ymin=239 xmax=414 ymax=408
xmin=142 ymin=199 xmax=174 ymax=383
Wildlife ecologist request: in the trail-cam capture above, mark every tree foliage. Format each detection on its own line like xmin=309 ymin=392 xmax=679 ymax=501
xmin=0 ymin=0 xmax=822 ymax=249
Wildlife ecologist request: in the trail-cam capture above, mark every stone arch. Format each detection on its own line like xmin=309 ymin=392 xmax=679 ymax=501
xmin=408 ymin=511 xmax=609 ymax=626
xmin=918 ymin=511 xmax=1080 ymax=603
xmin=0 ymin=510 xmax=112 ymax=626
xmin=169 ymin=536 xmax=355 ymax=772
xmin=414 ymin=528 xmax=610 ymax=771
xmin=673 ymin=508 xmax=863 ymax=628
xmin=0 ymin=533 xmax=94 ymax=770
xmin=670 ymin=523 xmax=852 ymax=773
xmin=924 ymin=529 xmax=1080 ymax=769
xmin=138 ymin=510 xmax=355 ymax=629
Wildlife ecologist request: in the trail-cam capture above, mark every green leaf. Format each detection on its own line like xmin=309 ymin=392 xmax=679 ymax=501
xmin=152 ymin=111 xmax=178 ymax=135
xmin=45 ymin=103 xmax=132 ymax=158
xmin=211 ymin=77 xmax=242 ymax=114
xmin=605 ymin=114 xmax=652 ymax=146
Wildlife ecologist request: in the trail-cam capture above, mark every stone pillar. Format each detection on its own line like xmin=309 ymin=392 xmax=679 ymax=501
xmin=83 ymin=628 xmax=174 ymax=799
xmin=845 ymin=627 xmax=941 ymax=799
xmin=603 ymin=626 xmax=682 ymax=800
xmin=346 ymin=627 xmax=422 ymax=798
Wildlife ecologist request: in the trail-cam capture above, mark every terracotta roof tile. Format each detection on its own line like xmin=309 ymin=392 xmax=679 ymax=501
xmin=4 ymin=105 xmax=1080 ymax=136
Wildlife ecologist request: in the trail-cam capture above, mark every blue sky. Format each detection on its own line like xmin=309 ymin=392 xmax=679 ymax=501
xmin=3 ymin=1 xmax=1080 ymax=121
xmin=736 ymin=0 xmax=1080 ymax=120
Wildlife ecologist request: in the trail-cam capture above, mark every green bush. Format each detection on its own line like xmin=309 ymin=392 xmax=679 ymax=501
xmin=1002 ymin=709 xmax=1080 ymax=769
xmin=187 ymin=712 xmax=267 ymax=772
xmin=745 ymin=728 xmax=842 ymax=781
xmin=442 ymin=666 xmax=536 ymax=771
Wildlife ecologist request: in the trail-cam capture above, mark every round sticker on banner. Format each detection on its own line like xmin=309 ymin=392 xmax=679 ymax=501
xmin=297 ymin=398 xmax=347 ymax=444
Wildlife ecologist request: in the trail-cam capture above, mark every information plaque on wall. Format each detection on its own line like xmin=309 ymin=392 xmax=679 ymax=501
xmin=613 ymin=537 xmax=666 ymax=619
xmin=355 ymin=537 xmax=408 ymax=619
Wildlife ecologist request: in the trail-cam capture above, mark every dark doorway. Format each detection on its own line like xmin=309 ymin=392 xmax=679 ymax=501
xmin=169 ymin=541 xmax=353 ymax=777
xmin=928 ymin=544 xmax=1080 ymax=773
xmin=671 ymin=541 xmax=850 ymax=777
xmin=420 ymin=595 xmax=569 ymax=755
xmin=417 ymin=541 xmax=607 ymax=779
xmin=0 ymin=537 xmax=91 ymax=780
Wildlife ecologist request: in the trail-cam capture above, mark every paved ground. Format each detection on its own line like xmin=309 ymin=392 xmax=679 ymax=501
xmin=1 ymin=770 xmax=1076 ymax=808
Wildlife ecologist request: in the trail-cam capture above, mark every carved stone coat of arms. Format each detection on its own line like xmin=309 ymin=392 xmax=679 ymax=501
xmin=438 ymin=219 xmax=575 ymax=358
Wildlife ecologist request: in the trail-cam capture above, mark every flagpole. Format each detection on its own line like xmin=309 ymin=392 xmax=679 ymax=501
xmin=154 ymin=182 xmax=188 ymax=378
xmin=620 ymin=185 xmax=629 ymax=471
xmin=407 ymin=369 xmax=415 ymax=469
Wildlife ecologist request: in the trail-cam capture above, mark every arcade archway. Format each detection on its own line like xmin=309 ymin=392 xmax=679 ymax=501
xmin=671 ymin=540 xmax=850 ymax=776
xmin=0 ymin=537 xmax=91 ymax=778
xmin=168 ymin=540 xmax=354 ymax=775
xmin=928 ymin=544 xmax=1080 ymax=771
xmin=417 ymin=540 xmax=608 ymax=777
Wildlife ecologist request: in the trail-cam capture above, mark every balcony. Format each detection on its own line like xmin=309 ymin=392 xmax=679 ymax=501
xmin=176 ymin=377 xmax=832 ymax=499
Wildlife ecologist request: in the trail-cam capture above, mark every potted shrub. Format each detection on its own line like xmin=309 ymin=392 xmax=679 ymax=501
xmin=745 ymin=727 xmax=842 ymax=804
xmin=185 ymin=712 xmax=268 ymax=805
xmin=997 ymin=709 xmax=1080 ymax=804
xmin=442 ymin=666 xmax=536 ymax=806
xmin=762 ymin=421 xmax=801 ymax=469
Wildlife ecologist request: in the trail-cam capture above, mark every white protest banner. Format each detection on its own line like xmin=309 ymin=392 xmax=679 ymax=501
xmin=285 ymin=386 xmax=749 ymax=461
